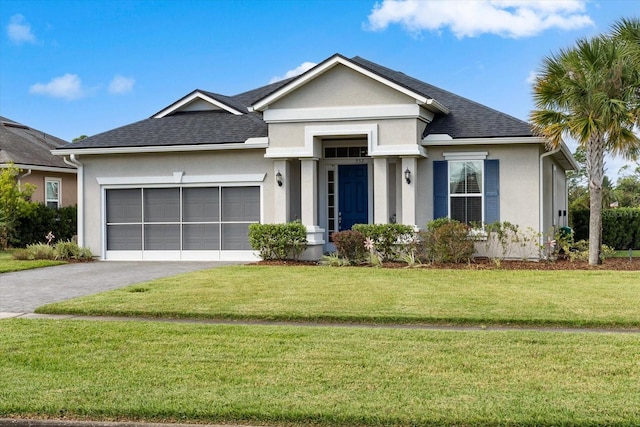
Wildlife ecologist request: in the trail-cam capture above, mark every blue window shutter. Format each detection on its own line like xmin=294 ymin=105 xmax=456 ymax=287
xmin=484 ymin=159 xmax=500 ymax=224
xmin=433 ymin=161 xmax=448 ymax=219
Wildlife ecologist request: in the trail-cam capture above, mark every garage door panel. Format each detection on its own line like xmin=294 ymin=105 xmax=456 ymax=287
xmin=222 ymin=223 xmax=252 ymax=250
xmin=144 ymin=224 xmax=180 ymax=250
xmin=144 ymin=188 xmax=180 ymax=222
xmin=107 ymin=224 xmax=142 ymax=250
xmin=222 ymin=187 xmax=260 ymax=221
xmin=107 ymin=189 xmax=141 ymax=223
xmin=183 ymin=187 xmax=219 ymax=222
xmin=183 ymin=224 xmax=220 ymax=250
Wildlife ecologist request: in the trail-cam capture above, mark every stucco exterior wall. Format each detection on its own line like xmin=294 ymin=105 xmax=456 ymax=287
xmin=20 ymin=170 xmax=77 ymax=207
xmin=270 ymin=65 xmax=413 ymax=109
xmin=267 ymin=118 xmax=422 ymax=151
xmin=78 ymin=149 xmax=272 ymax=257
xmin=424 ymin=144 xmax=541 ymax=232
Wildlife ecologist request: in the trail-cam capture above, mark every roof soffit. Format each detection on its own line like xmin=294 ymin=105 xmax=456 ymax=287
xmin=252 ymin=55 xmax=444 ymax=112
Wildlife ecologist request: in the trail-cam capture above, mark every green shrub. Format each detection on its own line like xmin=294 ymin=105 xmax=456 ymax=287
xmin=351 ymin=224 xmax=415 ymax=261
xmin=11 ymin=248 xmax=32 ymax=260
xmin=27 ymin=243 xmax=56 ymax=260
xmin=248 ymin=222 xmax=308 ymax=260
xmin=570 ymin=208 xmax=640 ymax=249
xmin=54 ymin=240 xmax=81 ymax=259
xmin=421 ymin=219 xmax=474 ymax=263
xmin=12 ymin=204 xmax=77 ymax=247
xmin=331 ymin=230 xmax=367 ymax=263
xmin=319 ymin=252 xmax=351 ymax=267
xmin=53 ymin=240 xmax=92 ymax=260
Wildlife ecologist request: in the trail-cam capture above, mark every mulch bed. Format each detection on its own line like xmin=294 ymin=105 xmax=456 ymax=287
xmin=254 ymin=257 xmax=640 ymax=271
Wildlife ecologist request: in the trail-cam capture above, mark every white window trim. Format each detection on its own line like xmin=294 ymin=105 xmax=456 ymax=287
xmin=45 ymin=177 xmax=62 ymax=208
xmin=443 ymin=152 xmax=488 ymax=161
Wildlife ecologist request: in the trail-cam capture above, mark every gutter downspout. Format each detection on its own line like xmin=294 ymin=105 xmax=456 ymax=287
xmin=63 ymin=155 xmax=84 ymax=247
xmin=539 ymin=146 xmax=561 ymax=248
xmin=17 ymin=169 xmax=32 ymax=189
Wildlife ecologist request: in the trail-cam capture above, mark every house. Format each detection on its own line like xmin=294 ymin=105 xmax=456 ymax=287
xmin=52 ymin=54 xmax=577 ymax=261
xmin=1 ymin=116 xmax=77 ymax=208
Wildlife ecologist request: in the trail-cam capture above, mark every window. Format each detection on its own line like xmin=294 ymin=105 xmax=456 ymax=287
xmin=433 ymin=159 xmax=500 ymax=225
xmin=45 ymin=178 xmax=62 ymax=209
xmin=449 ymin=161 xmax=483 ymax=225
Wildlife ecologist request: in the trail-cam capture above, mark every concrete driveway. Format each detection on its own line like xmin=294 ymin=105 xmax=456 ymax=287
xmin=0 ymin=261 xmax=238 ymax=316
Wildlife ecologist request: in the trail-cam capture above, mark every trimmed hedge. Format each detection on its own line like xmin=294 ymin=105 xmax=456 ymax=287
xmin=570 ymin=208 xmax=640 ymax=249
xmin=248 ymin=222 xmax=308 ymax=260
xmin=12 ymin=204 xmax=77 ymax=247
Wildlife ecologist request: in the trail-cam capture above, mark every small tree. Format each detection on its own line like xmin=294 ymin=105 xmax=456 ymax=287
xmin=0 ymin=164 xmax=35 ymax=248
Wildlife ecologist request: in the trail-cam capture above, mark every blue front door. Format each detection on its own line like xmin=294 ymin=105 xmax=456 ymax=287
xmin=338 ymin=164 xmax=368 ymax=230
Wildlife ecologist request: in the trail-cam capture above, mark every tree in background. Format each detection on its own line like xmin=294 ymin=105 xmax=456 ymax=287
xmin=531 ymin=18 xmax=640 ymax=265
xmin=567 ymin=147 xmax=589 ymax=210
xmin=0 ymin=164 xmax=35 ymax=248
xmin=615 ymin=164 xmax=640 ymax=207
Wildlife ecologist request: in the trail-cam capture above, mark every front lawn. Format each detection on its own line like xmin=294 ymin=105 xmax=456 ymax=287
xmin=37 ymin=265 xmax=640 ymax=328
xmin=614 ymin=249 xmax=640 ymax=258
xmin=0 ymin=250 xmax=65 ymax=273
xmin=1 ymin=319 xmax=639 ymax=426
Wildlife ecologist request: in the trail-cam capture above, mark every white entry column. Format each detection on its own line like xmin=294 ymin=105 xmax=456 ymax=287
xmin=401 ymin=156 xmax=418 ymax=226
xmin=373 ymin=157 xmax=389 ymax=223
xmin=300 ymin=158 xmax=324 ymax=258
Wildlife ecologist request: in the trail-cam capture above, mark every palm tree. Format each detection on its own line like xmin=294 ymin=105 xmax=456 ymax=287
xmin=612 ymin=18 xmax=640 ymax=70
xmin=530 ymin=20 xmax=640 ymax=265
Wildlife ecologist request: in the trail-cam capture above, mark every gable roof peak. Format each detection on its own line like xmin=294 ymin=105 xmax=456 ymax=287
xmin=152 ymin=89 xmax=249 ymax=118
xmin=251 ymin=53 xmax=449 ymax=113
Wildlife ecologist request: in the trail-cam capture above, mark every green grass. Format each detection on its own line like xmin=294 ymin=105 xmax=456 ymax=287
xmin=37 ymin=265 xmax=640 ymax=329
xmin=0 ymin=250 xmax=65 ymax=273
xmin=614 ymin=249 xmax=640 ymax=257
xmin=1 ymin=319 xmax=639 ymax=426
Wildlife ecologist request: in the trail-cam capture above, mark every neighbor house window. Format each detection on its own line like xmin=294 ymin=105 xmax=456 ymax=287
xmin=45 ymin=178 xmax=62 ymax=209
xmin=449 ymin=161 xmax=483 ymax=225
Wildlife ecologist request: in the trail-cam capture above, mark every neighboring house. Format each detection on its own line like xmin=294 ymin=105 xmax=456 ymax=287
xmin=53 ymin=54 xmax=577 ymax=261
xmin=0 ymin=116 xmax=77 ymax=208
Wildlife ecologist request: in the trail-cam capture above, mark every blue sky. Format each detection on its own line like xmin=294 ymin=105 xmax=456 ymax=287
xmin=1 ymin=0 xmax=638 ymax=178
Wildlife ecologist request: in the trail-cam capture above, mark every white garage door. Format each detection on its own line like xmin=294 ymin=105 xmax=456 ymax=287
xmin=105 ymin=186 xmax=260 ymax=260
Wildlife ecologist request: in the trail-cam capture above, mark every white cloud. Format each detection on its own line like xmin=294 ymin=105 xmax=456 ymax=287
xmin=269 ymin=61 xmax=317 ymax=83
xmin=29 ymin=74 xmax=86 ymax=100
xmin=7 ymin=14 xmax=36 ymax=44
xmin=367 ymin=0 xmax=593 ymax=38
xmin=526 ymin=70 xmax=538 ymax=85
xmin=108 ymin=75 xmax=135 ymax=94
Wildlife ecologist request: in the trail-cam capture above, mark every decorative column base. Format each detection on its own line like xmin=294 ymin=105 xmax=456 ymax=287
xmin=301 ymin=226 xmax=325 ymax=261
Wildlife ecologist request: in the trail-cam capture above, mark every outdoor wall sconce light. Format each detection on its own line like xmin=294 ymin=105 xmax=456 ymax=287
xmin=276 ymin=171 xmax=283 ymax=187
xmin=404 ymin=168 xmax=411 ymax=184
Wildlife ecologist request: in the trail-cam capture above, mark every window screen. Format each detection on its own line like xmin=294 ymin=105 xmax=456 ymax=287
xmin=107 ymin=189 xmax=142 ymax=223
xmin=183 ymin=187 xmax=219 ymax=222
xmin=106 ymin=186 xmax=259 ymax=252
xmin=144 ymin=188 xmax=180 ymax=222
xmin=222 ymin=187 xmax=260 ymax=221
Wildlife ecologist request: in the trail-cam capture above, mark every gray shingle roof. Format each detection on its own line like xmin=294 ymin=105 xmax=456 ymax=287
xmin=68 ymin=110 xmax=267 ymax=149
xmin=349 ymin=56 xmax=533 ymax=139
xmin=0 ymin=116 xmax=74 ymax=169
xmin=59 ymin=54 xmax=533 ymax=152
